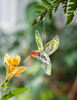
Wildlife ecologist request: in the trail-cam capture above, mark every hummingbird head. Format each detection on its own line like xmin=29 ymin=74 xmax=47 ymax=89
xmin=30 ymin=50 xmax=40 ymax=58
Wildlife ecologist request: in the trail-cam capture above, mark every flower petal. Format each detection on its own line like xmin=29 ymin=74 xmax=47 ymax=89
xmin=15 ymin=55 xmax=21 ymax=64
xmin=11 ymin=56 xmax=14 ymax=60
xmin=11 ymin=56 xmax=21 ymax=71
xmin=4 ymin=54 xmax=11 ymax=65
xmin=4 ymin=62 xmax=11 ymax=75
xmin=11 ymin=58 xmax=18 ymax=71
xmin=12 ymin=66 xmax=28 ymax=75
xmin=13 ymin=73 xmax=20 ymax=77
xmin=4 ymin=54 xmax=11 ymax=75
xmin=4 ymin=54 xmax=10 ymax=60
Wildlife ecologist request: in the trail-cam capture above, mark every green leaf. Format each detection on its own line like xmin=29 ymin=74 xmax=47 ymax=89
xmin=68 ymin=4 xmax=77 ymax=11
xmin=66 ymin=12 xmax=74 ymax=25
xmin=50 ymin=0 xmax=55 ymax=4
xmin=54 ymin=0 xmax=60 ymax=12
xmin=41 ymin=0 xmax=51 ymax=7
xmin=0 ymin=82 xmax=10 ymax=88
xmin=32 ymin=9 xmax=47 ymax=26
xmin=0 ymin=82 xmax=6 ymax=88
xmin=32 ymin=0 xmax=77 ymax=26
xmin=61 ymin=0 xmax=68 ymax=14
xmin=54 ymin=5 xmax=58 ymax=12
xmin=1 ymin=88 xmax=29 ymax=100
xmin=32 ymin=19 xmax=38 ymax=26
xmin=34 ymin=5 xmax=46 ymax=10
xmin=68 ymin=4 xmax=76 ymax=8
xmin=70 ymin=0 xmax=77 ymax=2
xmin=32 ymin=15 xmax=42 ymax=26
xmin=50 ymin=0 xmax=55 ymax=1
xmin=40 ymin=9 xmax=47 ymax=21
xmin=48 ymin=7 xmax=53 ymax=20
xmin=66 ymin=0 xmax=77 ymax=25
xmin=34 ymin=11 xmax=42 ymax=13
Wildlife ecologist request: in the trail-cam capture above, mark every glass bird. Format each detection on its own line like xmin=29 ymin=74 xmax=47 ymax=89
xmin=24 ymin=30 xmax=59 ymax=75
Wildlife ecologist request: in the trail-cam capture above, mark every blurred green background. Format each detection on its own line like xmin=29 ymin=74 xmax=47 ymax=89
xmin=0 ymin=0 xmax=77 ymax=100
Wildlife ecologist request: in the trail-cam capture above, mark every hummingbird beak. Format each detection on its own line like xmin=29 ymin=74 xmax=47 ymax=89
xmin=23 ymin=50 xmax=40 ymax=63
xmin=23 ymin=55 xmax=30 ymax=63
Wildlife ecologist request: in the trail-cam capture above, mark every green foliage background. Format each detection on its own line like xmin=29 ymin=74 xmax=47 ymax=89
xmin=0 ymin=0 xmax=77 ymax=100
xmin=32 ymin=0 xmax=77 ymax=26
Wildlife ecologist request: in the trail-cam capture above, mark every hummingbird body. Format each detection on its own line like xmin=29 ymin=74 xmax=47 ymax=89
xmin=24 ymin=30 xmax=59 ymax=75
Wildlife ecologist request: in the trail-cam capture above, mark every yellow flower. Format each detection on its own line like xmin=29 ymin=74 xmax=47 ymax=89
xmin=4 ymin=54 xmax=28 ymax=82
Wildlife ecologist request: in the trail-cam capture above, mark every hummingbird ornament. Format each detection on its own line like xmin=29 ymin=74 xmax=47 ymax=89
xmin=24 ymin=30 xmax=59 ymax=75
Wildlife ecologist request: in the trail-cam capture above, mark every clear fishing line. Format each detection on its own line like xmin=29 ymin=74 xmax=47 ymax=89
xmin=42 ymin=17 xmax=46 ymax=46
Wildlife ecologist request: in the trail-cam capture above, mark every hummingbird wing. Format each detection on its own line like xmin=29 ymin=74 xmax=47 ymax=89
xmin=24 ymin=30 xmax=43 ymax=62
xmin=35 ymin=30 xmax=44 ymax=51
xmin=43 ymin=35 xmax=59 ymax=56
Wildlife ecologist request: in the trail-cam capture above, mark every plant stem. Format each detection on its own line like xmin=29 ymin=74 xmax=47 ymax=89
xmin=1 ymin=82 xmax=7 ymax=97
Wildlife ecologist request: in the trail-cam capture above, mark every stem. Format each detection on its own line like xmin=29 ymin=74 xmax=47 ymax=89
xmin=1 ymin=75 xmax=11 ymax=98
xmin=2 ymin=87 xmax=6 ymax=97
xmin=1 ymin=81 xmax=7 ymax=97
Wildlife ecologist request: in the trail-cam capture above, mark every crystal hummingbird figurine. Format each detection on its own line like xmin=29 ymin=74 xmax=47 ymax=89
xmin=24 ymin=30 xmax=59 ymax=75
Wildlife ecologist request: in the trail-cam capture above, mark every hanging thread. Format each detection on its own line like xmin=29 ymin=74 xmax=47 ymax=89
xmin=42 ymin=17 xmax=46 ymax=46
